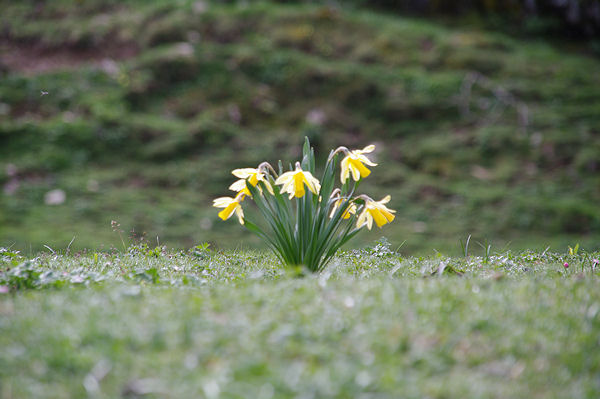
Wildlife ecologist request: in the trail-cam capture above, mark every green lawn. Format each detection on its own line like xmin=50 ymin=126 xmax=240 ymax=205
xmin=1 ymin=0 xmax=599 ymax=254
xmin=1 ymin=246 xmax=599 ymax=398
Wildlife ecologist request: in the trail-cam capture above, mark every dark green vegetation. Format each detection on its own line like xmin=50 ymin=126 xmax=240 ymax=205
xmin=1 ymin=246 xmax=600 ymax=398
xmin=1 ymin=0 xmax=599 ymax=254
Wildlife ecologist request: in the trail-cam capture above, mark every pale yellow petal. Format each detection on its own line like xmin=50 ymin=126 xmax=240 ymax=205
xmin=329 ymin=198 xmax=343 ymax=218
xmin=360 ymin=144 xmax=375 ymax=153
xmin=348 ymin=162 xmax=361 ymax=181
xmin=340 ymin=157 xmax=351 ymax=184
xmin=301 ymin=171 xmax=320 ymax=195
xmin=280 ymin=178 xmax=295 ymax=195
xmin=229 ymin=179 xmax=247 ymax=192
xmin=310 ymin=175 xmax=321 ymax=193
xmin=379 ymin=195 xmax=391 ymax=204
xmin=356 ymin=208 xmax=371 ymax=230
xmin=213 ymin=197 xmax=234 ymax=207
xmin=231 ymin=168 xmax=257 ymax=179
xmin=356 ymin=154 xmax=377 ymax=166
xmin=329 ymin=203 xmax=339 ymax=218
xmin=235 ymin=205 xmax=245 ymax=225
xmin=262 ymin=180 xmax=275 ymax=195
xmin=275 ymin=171 xmax=294 ymax=185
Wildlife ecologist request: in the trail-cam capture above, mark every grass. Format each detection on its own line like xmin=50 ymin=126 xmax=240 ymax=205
xmin=1 ymin=244 xmax=600 ymax=398
xmin=1 ymin=1 xmax=599 ymax=254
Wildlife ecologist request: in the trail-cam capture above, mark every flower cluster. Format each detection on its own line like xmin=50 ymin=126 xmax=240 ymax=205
xmin=213 ymin=138 xmax=395 ymax=271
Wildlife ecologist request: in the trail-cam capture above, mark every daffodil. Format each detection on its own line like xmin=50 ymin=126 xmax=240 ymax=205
xmin=213 ymin=192 xmax=245 ymax=224
xmin=229 ymin=168 xmax=274 ymax=196
xmin=329 ymin=198 xmax=357 ymax=219
xmin=275 ymin=163 xmax=321 ymax=199
xmin=356 ymin=195 xmax=395 ymax=230
xmin=212 ymin=137 xmax=394 ymax=272
xmin=340 ymin=145 xmax=377 ymax=184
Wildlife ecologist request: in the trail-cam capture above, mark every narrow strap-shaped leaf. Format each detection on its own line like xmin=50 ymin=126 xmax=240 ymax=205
xmin=247 ymin=181 xmax=295 ymax=263
xmin=308 ymin=198 xmax=359 ymax=270
xmin=319 ymin=228 xmax=362 ymax=271
xmin=304 ymin=197 xmax=351 ymax=270
xmin=244 ymin=219 xmax=284 ymax=265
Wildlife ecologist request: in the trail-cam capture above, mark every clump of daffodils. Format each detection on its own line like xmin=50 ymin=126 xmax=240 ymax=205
xmin=213 ymin=138 xmax=395 ymax=272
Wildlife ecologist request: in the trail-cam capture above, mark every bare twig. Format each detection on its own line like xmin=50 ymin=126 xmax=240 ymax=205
xmin=457 ymin=72 xmax=529 ymax=134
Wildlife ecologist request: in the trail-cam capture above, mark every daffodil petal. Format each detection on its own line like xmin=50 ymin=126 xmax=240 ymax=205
xmin=281 ymin=178 xmax=294 ymax=195
xmin=356 ymin=154 xmax=377 ymax=166
xmin=329 ymin=204 xmax=338 ymax=218
xmin=262 ymin=180 xmax=275 ymax=195
xmin=229 ymin=180 xmax=247 ymax=192
xmin=274 ymin=171 xmax=293 ymax=185
xmin=231 ymin=168 xmax=257 ymax=179
xmin=348 ymin=162 xmax=361 ymax=181
xmin=303 ymin=171 xmax=320 ymax=195
xmin=357 ymin=209 xmax=371 ymax=229
xmin=213 ymin=197 xmax=234 ymax=207
xmin=235 ymin=205 xmax=244 ymax=225
xmin=340 ymin=158 xmax=351 ymax=184
xmin=360 ymin=144 xmax=375 ymax=153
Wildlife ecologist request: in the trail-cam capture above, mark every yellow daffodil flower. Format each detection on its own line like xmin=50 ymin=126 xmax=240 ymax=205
xmin=213 ymin=192 xmax=245 ymax=224
xmin=229 ymin=168 xmax=274 ymax=196
xmin=356 ymin=195 xmax=395 ymax=230
xmin=275 ymin=163 xmax=321 ymax=199
xmin=340 ymin=145 xmax=377 ymax=184
xmin=329 ymin=198 xmax=357 ymax=219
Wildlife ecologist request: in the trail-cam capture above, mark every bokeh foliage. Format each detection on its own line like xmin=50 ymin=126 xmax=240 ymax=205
xmin=0 ymin=0 xmax=599 ymax=253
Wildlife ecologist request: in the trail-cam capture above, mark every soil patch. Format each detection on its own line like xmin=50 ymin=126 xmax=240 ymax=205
xmin=0 ymin=40 xmax=138 ymax=75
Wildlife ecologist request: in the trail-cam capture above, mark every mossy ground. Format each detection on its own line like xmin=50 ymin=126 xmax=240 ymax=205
xmin=1 ymin=0 xmax=599 ymax=254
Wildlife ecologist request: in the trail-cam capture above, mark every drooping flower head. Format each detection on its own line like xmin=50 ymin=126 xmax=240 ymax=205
xmin=340 ymin=145 xmax=377 ymax=184
xmin=356 ymin=195 xmax=395 ymax=230
xmin=329 ymin=191 xmax=357 ymax=219
xmin=275 ymin=163 xmax=321 ymax=199
xmin=229 ymin=167 xmax=274 ymax=196
xmin=213 ymin=192 xmax=246 ymax=224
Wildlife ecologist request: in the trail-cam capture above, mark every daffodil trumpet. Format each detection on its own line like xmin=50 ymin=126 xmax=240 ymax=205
xmin=213 ymin=137 xmax=395 ymax=273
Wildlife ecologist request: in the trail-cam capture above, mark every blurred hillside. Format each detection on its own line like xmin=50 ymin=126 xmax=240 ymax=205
xmin=1 ymin=0 xmax=599 ymax=254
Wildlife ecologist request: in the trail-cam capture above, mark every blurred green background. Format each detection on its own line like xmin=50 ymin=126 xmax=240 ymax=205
xmin=1 ymin=0 xmax=599 ymax=255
